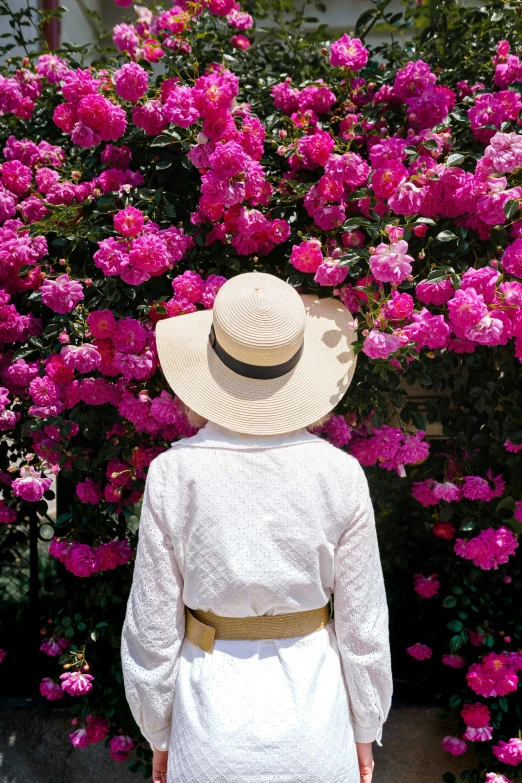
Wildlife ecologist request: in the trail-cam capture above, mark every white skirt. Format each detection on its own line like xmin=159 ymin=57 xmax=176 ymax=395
xmin=167 ymin=619 xmax=360 ymax=783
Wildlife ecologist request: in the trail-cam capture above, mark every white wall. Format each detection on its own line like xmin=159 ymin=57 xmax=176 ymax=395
xmin=70 ymin=0 xmax=407 ymax=48
xmin=61 ymin=0 xmax=105 ymax=49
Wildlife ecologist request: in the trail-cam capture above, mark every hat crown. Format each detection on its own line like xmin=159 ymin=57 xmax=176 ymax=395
xmin=212 ymin=273 xmax=306 ymax=366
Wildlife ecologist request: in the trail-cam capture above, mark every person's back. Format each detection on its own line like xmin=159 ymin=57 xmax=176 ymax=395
xmin=162 ymin=421 xmax=359 ymax=614
xmin=122 ymin=419 xmax=392 ymax=782
xmin=121 ymin=271 xmax=393 ymax=783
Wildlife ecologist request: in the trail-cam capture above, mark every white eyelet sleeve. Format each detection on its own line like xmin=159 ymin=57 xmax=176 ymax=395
xmin=333 ymin=460 xmax=393 ymax=746
xmin=121 ymin=458 xmax=185 ymax=752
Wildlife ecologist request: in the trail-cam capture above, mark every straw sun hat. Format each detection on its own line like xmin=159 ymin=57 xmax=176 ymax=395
xmin=155 ymin=271 xmax=358 ymax=435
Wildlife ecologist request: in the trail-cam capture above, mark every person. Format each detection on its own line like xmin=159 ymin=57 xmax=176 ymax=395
xmin=121 ymin=271 xmax=393 ymax=783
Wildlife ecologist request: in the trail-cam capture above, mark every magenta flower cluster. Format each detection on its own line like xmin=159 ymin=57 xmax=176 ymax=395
xmin=467 ymin=651 xmax=521 ymax=698
xmin=48 ymin=535 xmax=134 ymax=577
xmin=112 ymin=1 xmax=253 ymax=62
xmin=273 ymin=53 xmax=522 ymax=367
xmin=94 ymin=206 xmax=193 ymax=285
xmin=412 ymin=471 xmax=506 ymax=507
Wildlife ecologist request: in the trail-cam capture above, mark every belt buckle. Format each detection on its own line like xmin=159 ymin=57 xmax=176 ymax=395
xmin=185 ymin=606 xmax=215 ymax=653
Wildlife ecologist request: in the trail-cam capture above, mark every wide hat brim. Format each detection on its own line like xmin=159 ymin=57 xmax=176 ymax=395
xmin=155 ymin=293 xmax=358 ymax=435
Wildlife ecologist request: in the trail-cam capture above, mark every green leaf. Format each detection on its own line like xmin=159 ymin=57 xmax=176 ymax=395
xmin=339 ymin=252 xmax=361 ymax=268
xmin=504 ymin=200 xmax=520 ymax=220
xmin=447 ymin=620 xmax=463 ymax=632
xmin=435 ymin=230 xmax=457 ymax=243
xmin=446 ymin=153 xmax=465 ymax=166
xmin=286 ymin=273 xmax=305 ymax=287
xmin=43 ymin=324 xmax=63 ymax=339
xmin=460 ymin=517 xmax=476 ymax=532
xmin=443 ymin=596 xmax=457 ymax=609
xmin=442 ymin=774 xmax=456 ymax=783
xmin=138 ymin=188 xmax=156 ymax=200
xmin=496 ymin=496 xmax=516 ymax=519
xmin=73 ymin=456 xmax=89 ymax=471
xmin=150 ymin=135 xmax=176 ymax=148
xmin=342 ymin=217 xmax=369 ymax=230
xmin=449 ymin=633 xmax=463 ymax=651
xmin=18 ymin=263 xmax=35 ymax=277
xmin=225 ymin=257 xmax=241 ymax=271
xmin=439 ymin=505 xmax=454 ymax=521
xmin=12 ymin=346 xmax=37 ymax=361
xmin=507 ymin=517 xmax=522 ymax=534
xmin=410 ymin=411 xmax=426 ymax=430
xmin=355 ymin=8 xmax=376 ymax=30
xmin=28 ymin=336 xmax=44 ymax=349
xmin=425 ymin=268 xmax=448 ymax=283
xmin=450 ymin=274 xmax=461 ymax=290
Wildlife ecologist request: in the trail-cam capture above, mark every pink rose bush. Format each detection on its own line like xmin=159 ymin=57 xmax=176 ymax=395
xmin=454 ymin=527 xmax=519 ymax=570
xmin=49 ymin=535 xmax=133 ymax=576
xmin=0 ymin=2 xmax=520 ymax=779
xmin=466 ymin=652 xmax=520 ymax=698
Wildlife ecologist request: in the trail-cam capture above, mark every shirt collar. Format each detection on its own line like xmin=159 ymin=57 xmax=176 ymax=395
xmin=171 ymin=419 xmax=322 ymax=450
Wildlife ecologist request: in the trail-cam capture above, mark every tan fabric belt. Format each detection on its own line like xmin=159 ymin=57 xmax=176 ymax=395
xmin=184 ymin=602 xmax=331 ymax=654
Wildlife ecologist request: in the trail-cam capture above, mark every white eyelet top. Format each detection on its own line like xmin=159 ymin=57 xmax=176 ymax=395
xmin=121 ymin=420 xmax=393 ymax=783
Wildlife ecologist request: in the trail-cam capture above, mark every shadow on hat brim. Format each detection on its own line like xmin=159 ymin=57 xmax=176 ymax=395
xmin=155 ymin=294 xmax=358 ymax=435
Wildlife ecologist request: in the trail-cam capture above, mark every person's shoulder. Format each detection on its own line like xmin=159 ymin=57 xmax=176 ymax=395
xmin=309 ymin=433 xmax=364 ymax=474
xmin=148 ymin=430 xmax=203 ymax=473
xmin=147 ymin=444 xmax=181 ymax=477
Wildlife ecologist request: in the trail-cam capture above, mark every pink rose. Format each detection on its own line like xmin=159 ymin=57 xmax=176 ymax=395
xmin=76 ymin=478 xmax=103 ymax=505
xmin=59 ymin=670 xmax=95 ymax=696
xmin=407 ymin=642 xmax=432 ymax=661
xmin=329 ymin=34 xmax=369 ymax=71
xmin=441 ymin=736 xmax=468 ymax=756
xmin=113 ymin=62 xmax=148 ymax=102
